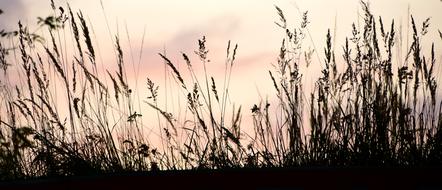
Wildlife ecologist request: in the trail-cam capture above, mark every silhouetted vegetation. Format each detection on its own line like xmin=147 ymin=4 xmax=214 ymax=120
xmin=0 ymin=1 xmax=441 ymax=181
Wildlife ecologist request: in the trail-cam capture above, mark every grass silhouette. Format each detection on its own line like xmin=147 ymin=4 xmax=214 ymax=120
xmin=0 ymin=0 xmax=441 ymax=181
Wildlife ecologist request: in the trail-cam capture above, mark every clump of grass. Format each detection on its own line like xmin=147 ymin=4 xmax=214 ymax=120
xmin=253 ymin=1 xmax=442 ymax=167
xmin=0 ymin=1 xmax=157 ymax=179
xmin=147 ymin=35 xmax=244 ymax=169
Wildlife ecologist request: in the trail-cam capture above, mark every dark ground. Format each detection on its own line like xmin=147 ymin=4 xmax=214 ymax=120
xmin=1 ymin=167 xmax=441 ymax=190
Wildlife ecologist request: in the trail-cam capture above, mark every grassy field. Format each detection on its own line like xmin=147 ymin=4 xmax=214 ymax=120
xmin=0 ymin=0 xmax=442 ymax=181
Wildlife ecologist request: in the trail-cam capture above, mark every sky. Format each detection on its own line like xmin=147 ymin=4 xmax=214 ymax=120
xmin=1 ymin=0 xmax=442 ymax=140
xmin=2 ymin=0 xmax=442 ymax=90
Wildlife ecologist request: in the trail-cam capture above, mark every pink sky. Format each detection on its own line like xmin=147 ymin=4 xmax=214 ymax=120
xmin=1 ymin=0 xmax=442 ymax=141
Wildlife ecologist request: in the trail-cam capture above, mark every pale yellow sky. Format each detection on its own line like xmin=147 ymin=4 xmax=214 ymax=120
xmin=1 ymin=0 xmax=442 ymax=141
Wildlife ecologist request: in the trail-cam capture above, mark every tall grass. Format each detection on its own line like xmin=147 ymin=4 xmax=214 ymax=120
xmin=253 ymin=2 xmax=442 ymax=167
xmin=0 ymin=0 xmax=441 ymax=180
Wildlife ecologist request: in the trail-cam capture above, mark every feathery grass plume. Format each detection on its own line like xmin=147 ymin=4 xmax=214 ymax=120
xmin=72 ymin=60 xmax=77 ymax=92
xmin=182 ymin=52 xmax=191 ymax=68
xmin=79 ymin=82 xmax=87 ymax=116
xmin=36 ymin=54 xmax=50 ymax=89
xmin=78 ymin=11 xmax=95 ymax=64
xmin=73 ymin=97 xmax=80 ymax=117
xmin=225 ymin=40 xmax=231 ymax=60
xmin=115 ymin=36 xmax=129 ymax=95
xmin=6 ymin=102 xmax=17 ymax=129
xmin=269 ymin=71 xmax=280 ymax=96
xmin=421 ymin=17 xmax=431 ymax=36
xmin=428 ymin=44 xmax=437 ymax=105
xmin=13 ymin=101 xmax=29 ymax=120
xmin=379 ymin=17 xmax=386 ymax=42
xmin=30 ymin=56 xmax=47 ymax=99
xmin=301 ymin=11 xmax=309 ymax=29
xmin=210 ymin=77 xmax=219 ymax=102
xmin=410 ymin=15 xmax=422 ymax=112
xmin=159 ymin=53 xmax=186 ymax=90
xmin=14 ymin=100 xmax=32 ymax=120
xmin=107 ymin=70 xmax=121 ymax=103
xmin=372 ymin=15 xmax=380 ymax=58
xmin=195 ymin=36 xmax=209 ymax=61
xmin=386 ymin=20 xmax=395 ymax=74
xmin=324 ymin=29 xmax=333 ymax=67
xmin=49 ymin=29 xmax=60 ymax=58
xmin=231 ymin=44 xmax=238 ymax=66
xmin=68 ymin=4 xmax=83 ymax=61
xmin=18 ymin=22 xmax=36 ymax=104
xmin=45 ymin=47 xmax=67 ymax=81
xmin=342 ymin=38 xmax=353 ymax=82
xmin=274 ymin=5 xmax=286 ymax=29
xmin=146 ymin=77 xmax=158 ymax=102
xmin=0 ymin=42 xmax=10 ymax=74
xmin=18 ymin=21 xmax=28 ymax=66
xmin=50 ymin=0 xmax=55 ymax=10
